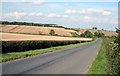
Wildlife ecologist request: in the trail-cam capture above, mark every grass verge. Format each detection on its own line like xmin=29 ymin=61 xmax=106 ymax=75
xmin=88 ymin=38 xmax=107 ymax=74
xmin=1 ymin=39 xmax=97 ymax=63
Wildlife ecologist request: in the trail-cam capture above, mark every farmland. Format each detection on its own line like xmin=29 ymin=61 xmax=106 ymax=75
xmin=1 ymin=2 xmax=119 ymax=74
xmin=89 ymin=29 xmax=118 ymax=37
xmin=1 ymin=24 xmax=118 ymax=37
xmin=1 ymin=24 xmax=94 ymax=62
xmin=1 ymin=33 xmax=92 ymax=41
xmin=1 ymin=32 xmax=93 ymax=62
xmin=0 ymin=25 xmax=76 ymax=37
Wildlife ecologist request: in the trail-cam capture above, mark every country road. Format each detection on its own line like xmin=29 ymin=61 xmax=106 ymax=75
xmin=2 ymin=38 xmax=102 ymax=74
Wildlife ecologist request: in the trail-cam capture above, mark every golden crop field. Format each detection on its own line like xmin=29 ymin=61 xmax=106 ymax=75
xmin=1 ymin=33 xmax=92 ymax=41
xmin=1 ymin=25 xmax=76 ymax=37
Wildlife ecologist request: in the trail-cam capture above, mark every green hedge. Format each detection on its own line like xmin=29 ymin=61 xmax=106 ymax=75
xmin=104 ymin=33 xmax=120 ymax=74
xmin=2 ymin=40 xmax=81 ymax=53
xmin=106 ymin=42 xmax=119 ymax=74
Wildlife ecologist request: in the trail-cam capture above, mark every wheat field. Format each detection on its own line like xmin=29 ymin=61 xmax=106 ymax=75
xmin=1 ymin=33 xmax=92 ymax=41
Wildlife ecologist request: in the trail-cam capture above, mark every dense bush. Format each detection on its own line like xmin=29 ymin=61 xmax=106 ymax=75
xmin=80 ymin=30 xmax=93 ymax=38
xmin=106 ymin=42 xmax=119 ymax=74
xmin=49 ymin=29 xmax=56 ymax=36
xmin=104 ymin=31 xmax=120 ymax=74
xmin=71 ymin=30 xmax=94 ymax=38
xmin=70 ymin=32 xmax=79 ymax=37
xmin=2 ymin=40 xmax=80 ymax=53
xmin=94 ymin=31 xmax=105 ymax=37
xmin=79 ymin=30 xmax=94 ymax=38
xmin=84 ymin=30 xmax=94 ymax=38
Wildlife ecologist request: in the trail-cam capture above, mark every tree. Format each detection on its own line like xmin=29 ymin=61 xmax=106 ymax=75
xmin=49 ymin=29 xmax=55 ymax=36
xmin=92 ymin=27 xmax=95 ymax=29
xmin=92 ymin=27 xmax=97 ymax=30
xmin=94 ymin=31 xmax=105 ymax=37
xmin=80 ymin=33 xmax=85 ymax=37
xmin=84 ymin=30 xmax=94 ymax=38
xmin=94 ymin=32 xmax=98 ymax=37
xmin=101 ymin=29 xmax=104 ymax=30
xmin=98 ymin=31 xmax=105 ymax=37
xmin=116 ymin=28 xmax=120 ymax=33
xmin=94 ymin=27 xmax=97 ymax=30
xmin=115 ymin=28 xmax=120 ymax=43
xmin=71 ymin=32 xmax=79 ymax=37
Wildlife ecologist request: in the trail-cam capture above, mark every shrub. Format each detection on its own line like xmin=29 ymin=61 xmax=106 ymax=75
xmin=70 ymin=32 xmax=79 ymax=37
xmin=49 ymin=29 xmax=55 ymax=36
xmin=84 ymin=30 xmax=94 ymax=38
xmin=94 ymin=32 xmax=99 ymax=37
xmin=104 ymin=31 xmax=120 ymax=74
xmin=79 ymin=30 xmax=93 ymax=38
xmin=2 ymin=40 xmax=80 ymax=53
xmin=106 ymin=42 xmax=119 ymax=74
xmin=80 ymin=33 xmax=85 ymax=37
xmin=94 ymin=31 xmax=105 ymax=37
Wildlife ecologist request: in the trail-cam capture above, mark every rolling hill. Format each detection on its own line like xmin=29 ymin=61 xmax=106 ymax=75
xmin=1 ymin=25 xmax=76 ymax=37
xmin=0 ymin=24 xmax=118 ymax=37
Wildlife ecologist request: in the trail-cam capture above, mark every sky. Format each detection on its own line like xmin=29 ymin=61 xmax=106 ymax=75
xmin=1 ymin=0 xmax=119 ymax=31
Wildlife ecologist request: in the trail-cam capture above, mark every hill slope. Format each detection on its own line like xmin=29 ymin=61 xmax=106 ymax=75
xmin=0 ymin=25 xmax=117 ymax=37
xmin=89 ymin=30 xmax=118 ymax=36
xmin=1 ymin=25 xmax=76 ymax=37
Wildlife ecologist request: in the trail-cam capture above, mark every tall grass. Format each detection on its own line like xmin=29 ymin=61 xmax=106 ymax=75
xmin=88 ymin=38 xmax=107 ymax=74
xmin=88 ymin=37 xmax=119 ymax=74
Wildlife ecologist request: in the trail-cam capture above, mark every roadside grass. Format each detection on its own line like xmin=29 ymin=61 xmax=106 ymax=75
xmin=88 ymin=38 xmax=107 ymax=74
xmin=1 ymin=39 xmax=97 ymax=63
xmin=0 ymin=54 xmax=2 ymax=62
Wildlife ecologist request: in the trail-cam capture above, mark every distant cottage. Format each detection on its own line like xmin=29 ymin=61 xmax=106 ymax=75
xmin=77 ymin=29 xmax=86 ymax=35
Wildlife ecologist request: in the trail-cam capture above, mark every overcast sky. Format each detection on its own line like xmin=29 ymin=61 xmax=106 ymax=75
xmin=1 ymin=0 xmax=119 ymax=31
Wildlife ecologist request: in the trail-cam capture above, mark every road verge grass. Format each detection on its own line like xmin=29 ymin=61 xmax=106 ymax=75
xmin=1 ymin=39 xmax=97 ymax=63
xmin=88 ymin=38 xmax=107 ymax=74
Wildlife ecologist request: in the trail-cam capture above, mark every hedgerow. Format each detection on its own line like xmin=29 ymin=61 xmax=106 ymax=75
xmin=104 ymin=31 xmax=120 ymax=74
xmin=2 ymin=40 xmax=81 ymax=53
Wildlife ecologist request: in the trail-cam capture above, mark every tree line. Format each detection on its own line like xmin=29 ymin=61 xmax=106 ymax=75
xmin=1 ymin=21 xmax=64 ymax=28
xmin=1 ymin=21 xmax=80 ymax=31
xmin=70 ymin=30 xmax=105 ymax=38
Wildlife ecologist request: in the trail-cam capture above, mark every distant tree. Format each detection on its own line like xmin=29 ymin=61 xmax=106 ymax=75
xmin=116 ymin=28 xmax=120 ymax=33
xmin=94 ymin=32 xmax=99 ymax=37
xmin=80 ymin=33 xmax=85 ymax=37
xmin=49 ymin=29 xmax=55 ymax=36
xmin=94 ymin=31 xmax=105 ymax=37
xmin=99 ymin=31 xmax=105 ymax=37
xmin=115 ymin=28 xmax=120 ymax=43
xmin=92 ymin=27 xmax=97 ymax=30
xmin=84 ymin=30 xmax=94 ymax=38
xmin=100 ymin=32 xmax=105 ymax=37
xmin=92 ymin=27 xmax=95 ymax=29
xmin=94 ymin=27 xmax=97 ymax=30
xmin=71 ymin=32 xmax=79 ymax=37
xmin=102 ymin=29 xmax=104 ymax=30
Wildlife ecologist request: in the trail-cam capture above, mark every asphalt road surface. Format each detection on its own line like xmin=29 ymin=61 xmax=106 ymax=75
xmin=2 ymin=38 xmax=102 ymax=74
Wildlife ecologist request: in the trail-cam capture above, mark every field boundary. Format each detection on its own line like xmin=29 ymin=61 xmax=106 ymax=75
xmin=2 ymin=39 xmax=97 ymax=63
